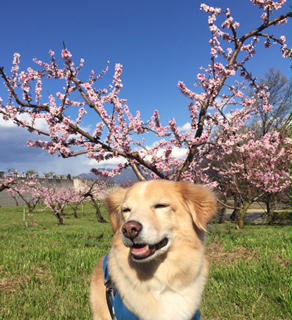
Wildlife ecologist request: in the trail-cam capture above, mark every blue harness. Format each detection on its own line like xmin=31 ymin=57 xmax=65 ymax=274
xmin=103 ymin=255 xmax=201 ymax=320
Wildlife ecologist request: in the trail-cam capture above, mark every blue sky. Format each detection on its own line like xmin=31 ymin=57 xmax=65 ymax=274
xmin=0 ymin=0 xmax=291 ymax=176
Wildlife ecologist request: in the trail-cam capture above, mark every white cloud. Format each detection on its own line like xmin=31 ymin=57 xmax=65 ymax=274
xmin=0 ymin=117 xmax=15 ymax=128
xmin=0 ymin=113 xmax=49 ymax=131
xmin=171 ymin=146 xmax=187 ymax=159
xmin=86 ymin=156 xmax=126 ymax=169
xmin=178 ymin=122 xmax=191 ymax=132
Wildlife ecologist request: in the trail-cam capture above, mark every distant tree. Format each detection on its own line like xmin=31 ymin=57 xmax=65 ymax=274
xmin=250 ymin=68 xmax=291 ymax=136
xmin=24 ymin=170 xmax=39 ymax=178
xmin=243 ymin=68 xmax=291 ymax=221
xmin=7 ymin=177 xmax=41 ymax=212
xmin=209 ymin=130 xmax=290 ymax=228
xmin=44 ymin=172 xmax=57 ymax=178
xmin=7 ymin=168 xmax=18 ymax=177
xmin=67 ymin=195 xmax=87 ymax=219
xmin=77 ymin=179 xmax=111 ymax=223
xmin=39 ymin=186 xmax=80 ymax=225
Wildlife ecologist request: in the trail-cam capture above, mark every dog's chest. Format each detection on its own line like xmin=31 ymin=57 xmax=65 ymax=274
xmin=123 ymin=279 xmax=202 ymax=320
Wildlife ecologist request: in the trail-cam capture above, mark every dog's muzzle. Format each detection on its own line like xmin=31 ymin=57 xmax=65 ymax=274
xmin=122 ymin=220 xmax=169 ymax=261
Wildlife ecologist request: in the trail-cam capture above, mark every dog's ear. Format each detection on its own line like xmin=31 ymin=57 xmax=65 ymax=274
xmin=105 ymin=187 xmax=127 ymax=233
xmin=178 ymin=181 xmax=217 ymax=231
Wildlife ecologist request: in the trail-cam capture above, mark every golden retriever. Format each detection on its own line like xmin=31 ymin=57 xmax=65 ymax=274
xmin=90 ymin=180 xmax=217 ymax=320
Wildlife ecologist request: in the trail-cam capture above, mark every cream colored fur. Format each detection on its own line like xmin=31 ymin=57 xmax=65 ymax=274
xmin=90 ymin=180 xmax=217 ymax=320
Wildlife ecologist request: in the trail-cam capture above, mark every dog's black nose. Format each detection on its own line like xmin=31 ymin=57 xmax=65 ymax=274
xmin=122 ymin=221 xmax=142 ymax=239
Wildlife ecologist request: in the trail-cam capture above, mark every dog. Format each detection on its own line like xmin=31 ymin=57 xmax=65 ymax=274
xmin=90 ymin=180 xmax=217 ymax=320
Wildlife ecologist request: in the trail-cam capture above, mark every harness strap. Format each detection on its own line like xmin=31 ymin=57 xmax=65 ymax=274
xmin=193 ymin=309 xmax=201 ymax=320
xmin=103 ymin=255 xmax=117 ymax=320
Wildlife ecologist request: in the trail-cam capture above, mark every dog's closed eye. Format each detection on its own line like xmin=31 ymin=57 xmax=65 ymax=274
xmin=154 ymin=204 xmax=169 ymax=209
xmin=122 ymin=208 xmax=131 ymax=213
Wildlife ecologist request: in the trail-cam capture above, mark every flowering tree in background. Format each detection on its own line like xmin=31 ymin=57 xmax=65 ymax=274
xmin=225 ymin=68 xmax=291 ymax=225
xmin=39 ymin=186 xmax=81 ymax=225
xmin=67 ymin=189 xmax=87 ymax=219
xmin=7 ymin=177 xmax=42 ymax=213
xmin=76 ymin=178 xmax=112 ymax=222
xmin=0 ymin=1 xmax=291 ymax=228
xmin=208 ymin=130 xmax=291 ymax=228
xmin=2 ymin=175 xmax=106 ymax=225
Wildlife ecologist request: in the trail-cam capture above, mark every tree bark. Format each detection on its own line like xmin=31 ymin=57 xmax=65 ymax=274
xmin=230 ymin=194 xmax=242 ymax=221
xmin=237 ymin=202 xmax=250 ymax=229
xmin=90 ymin=196 xmax=107 ymax=223
xmin=55 ymin=211 xmax=65 ymax=225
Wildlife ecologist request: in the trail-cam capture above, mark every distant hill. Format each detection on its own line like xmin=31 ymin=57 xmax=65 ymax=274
xmin=78 ymin=168 xmax=139 ymax=185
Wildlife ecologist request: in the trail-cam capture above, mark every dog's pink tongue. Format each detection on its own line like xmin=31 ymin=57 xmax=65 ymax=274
xmin=131 ymin=245 xmax=154 ymax=258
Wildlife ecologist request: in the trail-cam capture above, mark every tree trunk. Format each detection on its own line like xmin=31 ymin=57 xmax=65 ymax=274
xmin=55 ymin=211 xmax=65 ymax=225
xmin=230 ymin=194 xmax=241 ymax=221
xmin=72 ymin=207 xmax=79 ymax=218
xmin=237 ymin=202 xmax=250 ymax=229
xmin=90 ymin=197 xmax=107 ymax=223
xmin=217 ymin=206 xmax=226 ymax=223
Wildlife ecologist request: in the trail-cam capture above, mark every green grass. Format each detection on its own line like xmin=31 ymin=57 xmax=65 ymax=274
xmin=0 ymin=205 xmax=113 ymax=319
xmin=203 ymin=223 xmax=291 ymax=320
xmin=0 ymin=206 xmax=291 ymax=319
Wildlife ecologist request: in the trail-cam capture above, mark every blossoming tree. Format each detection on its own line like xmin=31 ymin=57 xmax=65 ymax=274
xmin=38 ymin=186 xmax=81 ymax=225
xmin=75 ymin=178 xmax=113 ymax=223
xmin=6 ymin=176 xmax=42 ymax=212
xmin=209 ymin=130 xmax=290 ymax=228
xmin=0 ymin=1 xmax=291 ymax=228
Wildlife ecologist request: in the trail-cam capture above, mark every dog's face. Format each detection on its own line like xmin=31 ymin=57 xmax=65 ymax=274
xmin=106 ymin=180 xmax=217 ymax=263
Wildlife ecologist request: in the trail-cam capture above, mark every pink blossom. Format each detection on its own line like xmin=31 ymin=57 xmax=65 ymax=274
xmin=62 ymin=49 xmax=72 ymax=59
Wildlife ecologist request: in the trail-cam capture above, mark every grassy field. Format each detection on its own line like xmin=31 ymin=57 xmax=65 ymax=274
xmin=0 ymin=205 xmax=290 ymax=320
